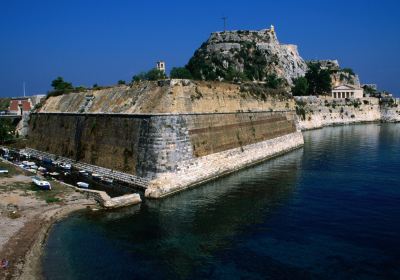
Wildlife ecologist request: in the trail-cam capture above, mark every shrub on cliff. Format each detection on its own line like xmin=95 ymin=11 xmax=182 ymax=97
xmin=291 ymin=77 xmax=309 ymax=96
xmin=146 ymin=69 xmax=167 ymax=80
xmin=265 ymin=74 xmax=284 ymax=89
xmin=47 ymin=77 xmax=79 ymax=98
xmin=51 ymin=77 xmax=73 ymax=92
xmin=170 ymin=67 xmax=193 ymax=79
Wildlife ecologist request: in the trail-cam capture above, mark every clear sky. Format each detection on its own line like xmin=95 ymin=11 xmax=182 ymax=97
xmin=0 ymin=0 xmax=399 ymax=97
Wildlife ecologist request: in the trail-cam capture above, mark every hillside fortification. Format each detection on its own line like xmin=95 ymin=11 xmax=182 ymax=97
xmin=186 ymin=27 xmax=307 ymax=85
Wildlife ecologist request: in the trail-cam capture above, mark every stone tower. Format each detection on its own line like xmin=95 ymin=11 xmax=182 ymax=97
xmin=270 ymin=25 xmax=275 ymax=33
xmin=156 ymin=61 xmax=166 ymax=73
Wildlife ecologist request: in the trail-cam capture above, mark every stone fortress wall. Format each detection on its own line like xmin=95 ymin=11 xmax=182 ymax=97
xmin=28 ymin=80 xmax=304 ymax=198
xmin=295 ymin=96 xmax=400 ymax=130
xmin=29 ymin=111 xmax=297 ymax=178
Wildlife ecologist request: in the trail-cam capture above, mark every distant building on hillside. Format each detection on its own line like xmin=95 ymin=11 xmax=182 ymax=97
xmin=331 ymin=85 xmax=364 ymax=99
xmin=8 ymin=95 xmax=46 ymax=115
xmin=156 ymin=61 xmax=166 ymax=73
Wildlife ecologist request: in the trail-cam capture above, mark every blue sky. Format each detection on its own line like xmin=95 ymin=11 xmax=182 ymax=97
xmin=0 ymin=0 xmax=399 ymax=97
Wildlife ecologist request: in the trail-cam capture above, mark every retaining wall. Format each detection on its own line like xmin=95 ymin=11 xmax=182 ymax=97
xmin=295 ymin=97 xmax=400 ymax=130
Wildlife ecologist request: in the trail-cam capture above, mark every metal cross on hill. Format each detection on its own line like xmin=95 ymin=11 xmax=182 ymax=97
xmin=221 ymin=16 xmax=227 ymax=32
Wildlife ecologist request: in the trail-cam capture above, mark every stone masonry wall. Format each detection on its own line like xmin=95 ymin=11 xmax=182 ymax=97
xmin=186 ymin=112 xmax=296 ymax=157
xmin=145 ymin=131 xmax=304 ymax=198
xmin=295 ymin=96 xmax=400 ymax=130
xmin=295 ymin=97 xmax=381 ymax=130
xmin=28 ymin=114 xmax=143 ymax=175
xmin=28 ymin=111 xmax=298 ymax=181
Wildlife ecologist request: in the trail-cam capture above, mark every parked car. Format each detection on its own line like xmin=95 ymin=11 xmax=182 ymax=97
xmin=31 ymin=176 xmax=51 ymax=190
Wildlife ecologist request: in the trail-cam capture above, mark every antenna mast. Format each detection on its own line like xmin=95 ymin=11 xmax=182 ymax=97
xmin=23 ymin=81 xmax=26 ymax=97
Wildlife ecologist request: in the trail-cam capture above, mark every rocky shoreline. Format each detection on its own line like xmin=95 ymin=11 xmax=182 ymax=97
xmin=11 ymin=204 xmax=91 ymax=280
xmin=0 ymin=160 xmax=97 ymax=280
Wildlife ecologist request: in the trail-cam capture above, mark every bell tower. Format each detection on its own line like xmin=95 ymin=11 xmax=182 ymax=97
xmin=156 ymin=61 xmax=166 ymax=73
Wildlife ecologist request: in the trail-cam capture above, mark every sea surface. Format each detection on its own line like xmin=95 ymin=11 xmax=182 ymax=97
xmin=42 ymin=123 xmax=400 ymax=279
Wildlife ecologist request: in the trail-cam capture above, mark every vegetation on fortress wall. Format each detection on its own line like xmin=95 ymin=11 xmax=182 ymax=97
xmin=47 ymin=76 xmax=87 ymax=98
xmin=132 ymin=69 xmax=167 ymax=83
xmin=239 ymin=83 xmax=291 ymax=101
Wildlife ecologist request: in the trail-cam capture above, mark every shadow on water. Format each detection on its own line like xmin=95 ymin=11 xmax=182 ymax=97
xmin=43 ymin=148 xmax=303 ymax=280
xmin=43 ymin=123 xmax=400 ymax=280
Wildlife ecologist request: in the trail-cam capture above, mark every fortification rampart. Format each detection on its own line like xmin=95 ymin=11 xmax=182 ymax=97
xmin=27 ymin=80 xmax=304 ymax=198
xmin=28 ymin=110 xmax=298 ymax=180
xmin=295 ymin=96 xmax=400 ymax=130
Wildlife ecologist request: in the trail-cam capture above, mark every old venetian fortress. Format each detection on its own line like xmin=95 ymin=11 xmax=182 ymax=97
xmin=24 ymin=26 xmax=400 ymax=198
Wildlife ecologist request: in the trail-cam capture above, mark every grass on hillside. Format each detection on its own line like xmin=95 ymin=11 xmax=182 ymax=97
xmin=0 ymin=160 xmax=19 ymax=177
xmin=28 ymin=180 xmax=74 ymax=203
xmin=0 ymin=160 xmax=75 ymax=203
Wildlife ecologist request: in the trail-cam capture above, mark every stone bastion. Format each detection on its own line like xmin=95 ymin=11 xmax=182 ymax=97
xmin=27 ymin=80 xmax=304 ymax=198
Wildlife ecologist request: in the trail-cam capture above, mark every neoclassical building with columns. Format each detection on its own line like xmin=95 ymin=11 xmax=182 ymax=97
xmin=331 ymin=85 xmax=364 ymax=99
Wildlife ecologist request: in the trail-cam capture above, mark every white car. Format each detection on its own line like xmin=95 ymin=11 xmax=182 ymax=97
xmin=31 ymin=176 xmax=51 ymax=190
xmin=77 ymin=182 xmax=89 ymax=188
xmin=60 ymin=163 xmax=72 ymax=170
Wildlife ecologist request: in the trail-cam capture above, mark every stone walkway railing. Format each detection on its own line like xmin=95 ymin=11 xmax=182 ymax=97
xmin=23 ymin=148 xmax=149 ymax=189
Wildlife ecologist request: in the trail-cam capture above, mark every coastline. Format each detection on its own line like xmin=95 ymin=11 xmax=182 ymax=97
xmin=299 ymin=119 xmax=382 ymax=131
xmin=0 ymin=160 xmax=97 ymax=280
xmin=17 ymin=204 xmax=90 ymax=280
xmin=12 ymin=118 xmax=400 ymax=279
xmin=0 ymin=202 xmax=95 ymax=280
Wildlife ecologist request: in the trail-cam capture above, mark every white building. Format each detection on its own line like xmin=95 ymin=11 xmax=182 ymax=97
xmin=331 ymin=85 xmax=363 ymax=99
xmin=156 ymin=61 xmax=166 ymax=73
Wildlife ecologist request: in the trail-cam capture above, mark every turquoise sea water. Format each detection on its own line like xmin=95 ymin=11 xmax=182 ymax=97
xmin=43 ymin=124 xmax=400 ymax=279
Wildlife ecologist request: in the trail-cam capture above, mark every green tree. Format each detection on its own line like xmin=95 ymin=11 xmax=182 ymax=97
xmin=170 ymin=67 xmax=193 ymax=79
xmin=363 ymin=85 xmax=377 ymax=95
xmin=131 ymin=69 xmax=166 ymax=83
xmin=51 ymin=77 xmax=73 ymax=92
xmin=292 ymin=77 xmax=309 ymax=96
xmin=305 ymin=63 xmax=332 ymax=95
xmin=145 ymin=69 xmax=167 ymax=81
xmin=0 ymin=119 xmax=15 ymax=144
xmin=118 ymin=80 xmax=126 ymax=85
xmin=47 ymin=77 xmax=75 ymax=98
xmin=132 ymin=72 xmax=146 ymax=83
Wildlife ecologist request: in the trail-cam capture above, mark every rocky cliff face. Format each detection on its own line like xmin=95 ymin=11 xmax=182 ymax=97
xmin=186 ymin=28 xmax=307 ymax=85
